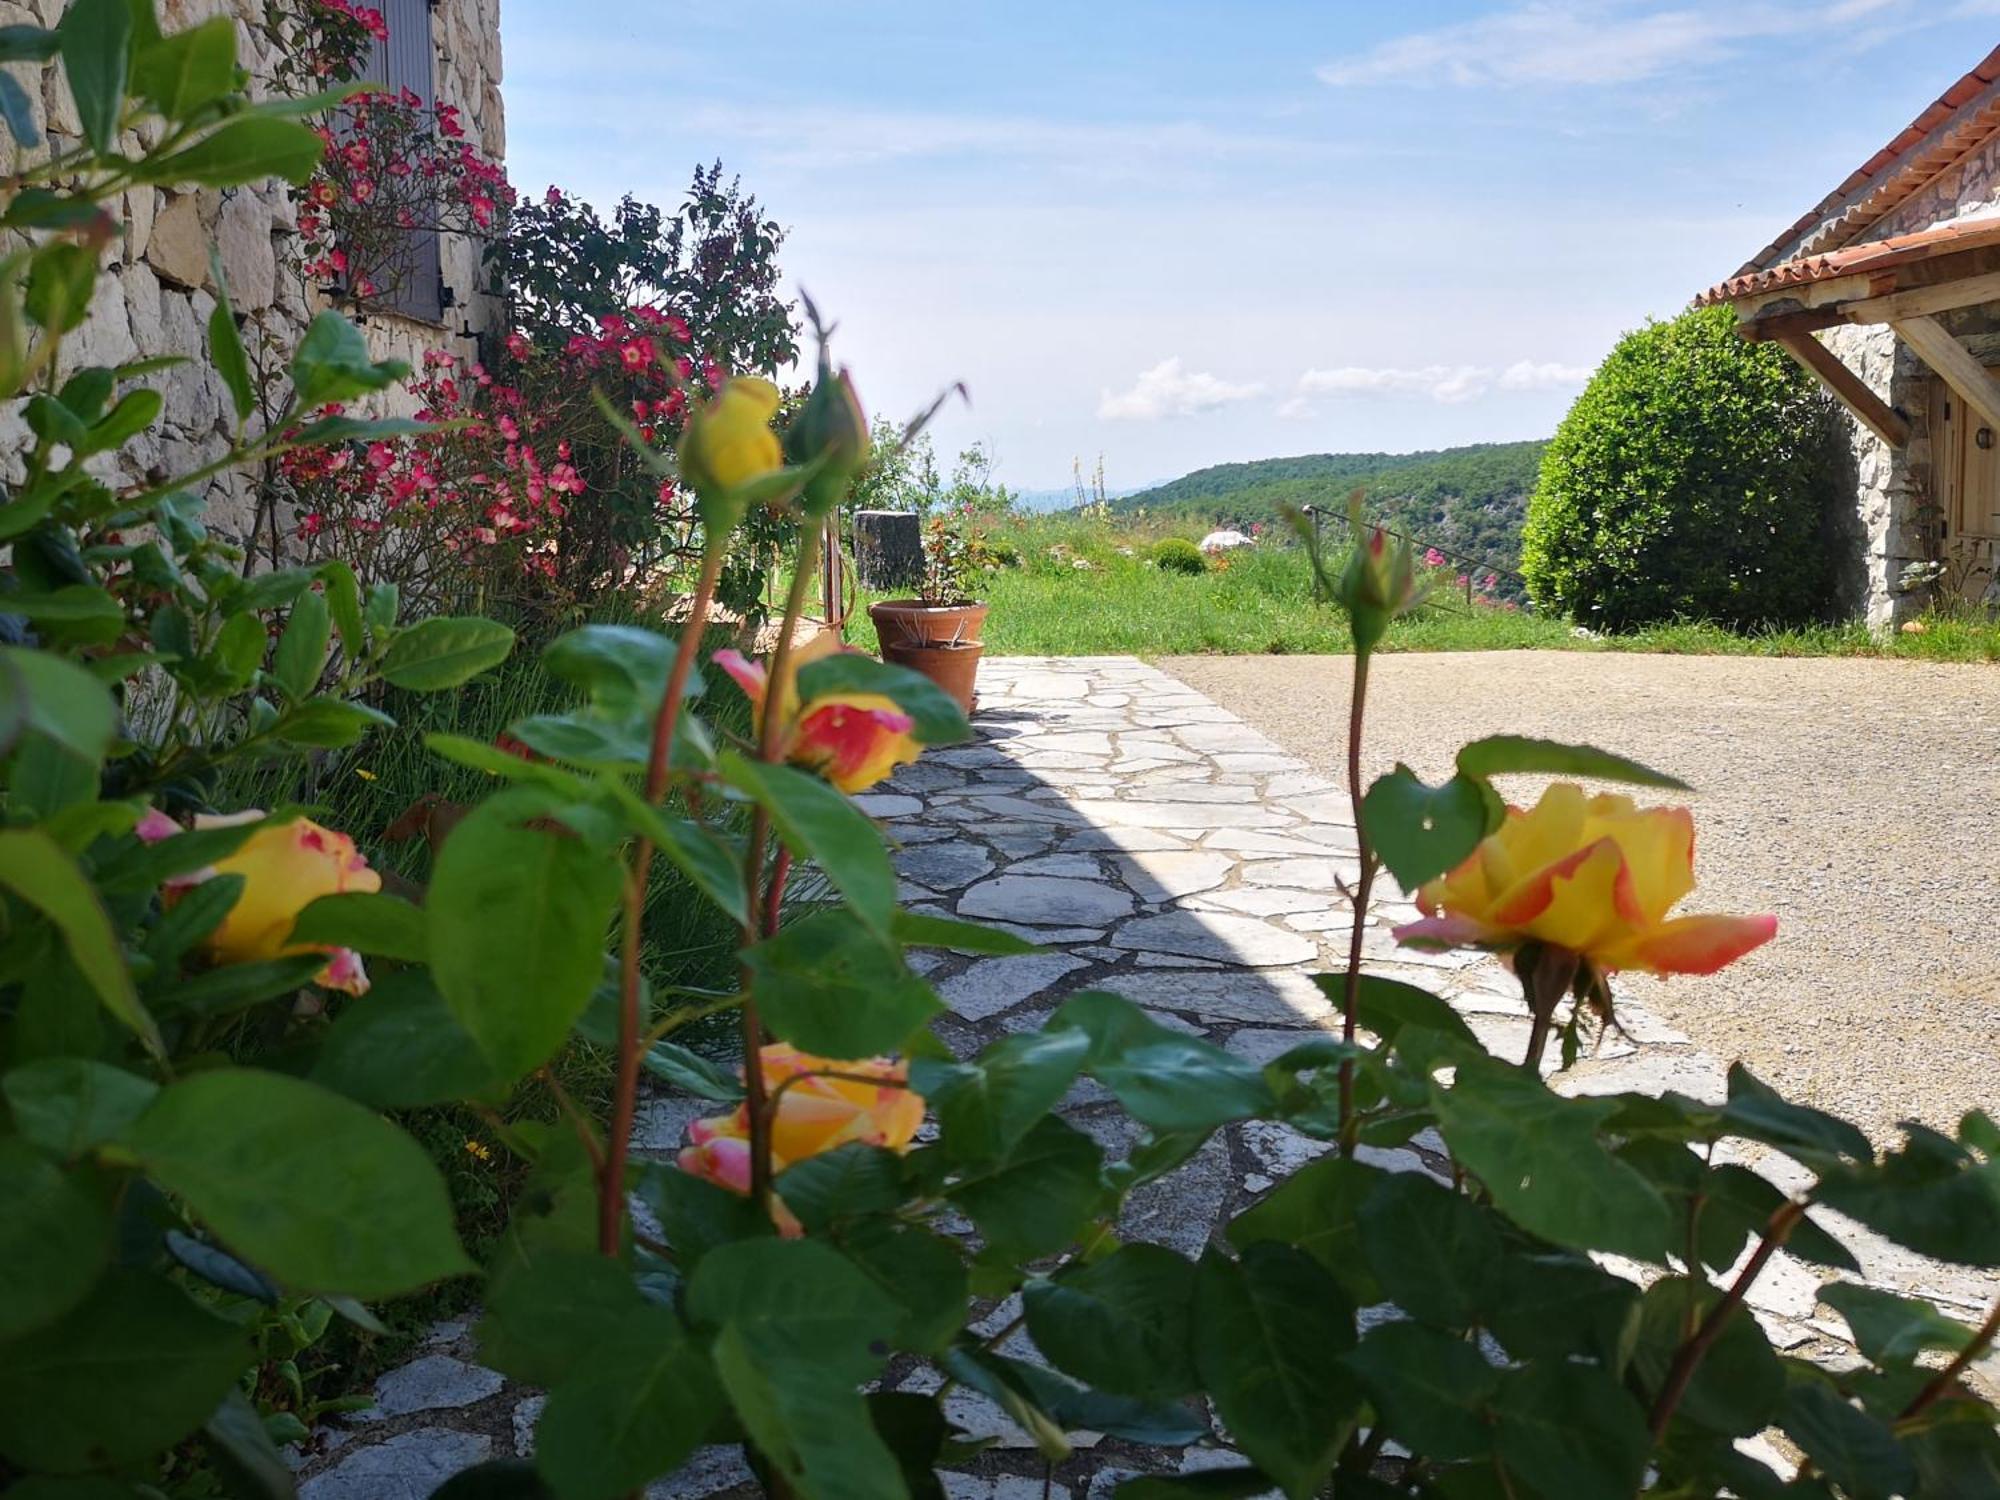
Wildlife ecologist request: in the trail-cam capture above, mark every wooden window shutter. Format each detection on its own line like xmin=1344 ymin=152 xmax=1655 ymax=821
xmin=362 ymin=0 xmax=445 ymax=324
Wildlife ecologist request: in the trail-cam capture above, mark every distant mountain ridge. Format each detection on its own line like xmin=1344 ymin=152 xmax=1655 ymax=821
xmin=1116 ymin=439 xmax=1548 ymax=575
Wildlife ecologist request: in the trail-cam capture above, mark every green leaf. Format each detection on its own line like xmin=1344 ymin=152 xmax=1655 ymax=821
xmin=0 ymin=1137 xmax=110 ymax=1339
xmin=1483 ymin=1251 xmax=1641 ymax=1369
xmin=130 ymin=15 xmax=235 ymax=122
xmin=364 ymin=580 xmax=399 ymax=631
xmin=1025 ymin=1243 xmax=1199 ymax=1399
xmin=288 ymin=310 xmax=402 ymax=410
xmin=1492 ymin=1362 xmax=1650 ymax=1500
xmin=636 ymin=1162 xmax=772 ymax=1271
xmin=121 ymin=1068 xmax=472 ymax=1295
xmin=56 ymin=0 xmax=130 ymax=154
xmin=916 ymin=1026 xmax=1090 ymax=1165
xmin=320 ymin=558 xmax=363 ymax=657
xmin=1361 ymin=765 xmax=1493 ymax=892
xmin=0 ymin=829 xmax=161 ymax=1059
xmin=1430 ymin=1054 xmax=1673 ymax=1260
xmin=269 ymin=696 xmax=394 ymax=748
xmin=542 ymin=623 xmax=684 ymax=716
xmin=231 ymin=565 xmax=316 ymax=613
xmin=1334 ymin=971 xmax=1481 ymax=1052
xmin=1817 ymin=1120 xmax=2000 ymax=1269
xmin=0 ymin=71 xmax=37 ymax=147
xmin=891 ymin=910 xmax=1037 ymax=955
xmin=686 ymin=1238 xmax=903 ymax=1376
xmin=835 ymin=1218 xmax=967 ymax=1354
xmin=1721 ymin=1062 xmax=1871 ymax=1169
xmin=1821 ymin=1282 xmax=1978 ymax=1367
xmin=745 ymin=907 xmax=940 ymax=1057
xmin=25 ymin=244 xmax=97 ymax=334
xmin=379 ymin=615 xmax=516 ymax=690
xmin=955 ymin=1348 xmax=1208 ymax=1447
xmin=272 ymin=587 xmax=329 ymax=700
xmin=479 ymin=1248 xmax=655 ymax=1387
xmin=7 ymin=584 xmax=123 ymax=627
xmin=719 ymin=751 xmax=897 ymax=938
xmin=794 ymin=651 xmax=971 ymax=745
xmin=1633 ymin=1277 xmax=1783 ymax=1437
xmin=535 ymin=1316 xmax=721 ymax=1500
xmin=603 ymin=779 xmax=747 ymax=926
xmin=310 ymin=969 xmax=502 ymax=1110
xmin=711 ymin=1323 xmax=909 ymax=1500
xmin=428 ymin=790 xmax=622 ymax=1078
xmin=774 ymin=1143 xmax=908 ymax=1230
xmin=424 ymin=730 xmax=589 ymax=790
xmin=1051 ymin=989 xmax=1276 ymax=1133
xmin=1343 ymin=1319 xmax=1499 ymax=1461
xmin=1358 ymin=1171 xmax=1502 ymax=1329
xmin=5 ymin=646 xmax=116 ymax=761
xmin=289 ymin=890 xmax=425 ymax=961
xmin=76 ymin=387 xmax=162 ymax=456
xmin=200 ymin=1387 xmax=297 ymax=1500
xmin=947 ymin=1114 xmax=1104 ymax=1257
xmin=0 ymin=24 xmax=59 ymax=62
xmin=1455 ymin=735 xmax=1689 ymax=790
xmin=2 ymin=1058 xmax=156 ymax=1158
xmin=149 ymin=953 xmax=323 ymax=1019
xmin=0 ymin=1268 xmax=251 ymax=1472
xmin=1780 ymin=1382 xmax=1914 ymax=1500
xmin=144 ymin=115 xmax=324 ymax=187
xmin=1228 ymin=1153 xmax=1384 ymax=1305
xmin=1193 ymin=1245 xmax=1359 ymax=1500
xmin=640 ymin=1039 xmax=742 ymax=1102
xmin=213 ymin=608 xmax=266 ymax=688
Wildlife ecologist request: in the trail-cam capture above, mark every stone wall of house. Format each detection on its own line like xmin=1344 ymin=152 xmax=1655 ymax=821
xmin=1866 ymin=128 xmax=2000 ymax=246
xmin=4 ymin=0 xmax=505 ymax=557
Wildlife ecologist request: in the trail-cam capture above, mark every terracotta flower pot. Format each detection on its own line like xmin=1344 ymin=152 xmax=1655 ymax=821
xmin=870 ymin=600 xmax=988 ymax=716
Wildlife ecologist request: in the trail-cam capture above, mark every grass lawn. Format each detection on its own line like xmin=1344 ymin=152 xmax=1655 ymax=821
xmin=836 ymin=513 xmax=2000 ymax=663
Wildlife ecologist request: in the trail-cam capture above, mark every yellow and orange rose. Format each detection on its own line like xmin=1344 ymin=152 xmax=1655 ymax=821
xmin=1393 ymin=782 xmax=1775 ymax=978
xmin=152 ymin=810 xmax=382 ymax=995
xmin=677 ymin=1044 xmax=924 ymax=1231
xmin=713 ymin=632 xmax=922 ymax=793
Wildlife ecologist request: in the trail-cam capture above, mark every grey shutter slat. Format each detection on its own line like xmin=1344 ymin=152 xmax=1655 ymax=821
xmin=361 ymin=0 xmax=444 ymax=324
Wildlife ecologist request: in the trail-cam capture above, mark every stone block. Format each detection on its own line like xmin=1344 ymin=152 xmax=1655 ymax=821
xmin=146 ymin=192 xmax=209 ymax=291
xmin=215 ymin=188 xmax=277 ymax=309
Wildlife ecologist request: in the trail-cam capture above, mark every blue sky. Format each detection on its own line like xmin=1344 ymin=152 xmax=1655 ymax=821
xmin=500 ymin=1 xmax=2000 ymax=492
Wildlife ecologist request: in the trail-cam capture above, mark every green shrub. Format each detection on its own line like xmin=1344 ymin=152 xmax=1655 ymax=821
xmin=1521 ymin=304 xmax=1846 ymax=630
xmin=1150 ymin=536 xmax=1207 ymax=574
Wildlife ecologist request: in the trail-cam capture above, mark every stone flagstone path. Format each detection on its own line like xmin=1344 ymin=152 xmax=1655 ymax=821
xmin=294 ymin=655 xmax=1998 ymax=1500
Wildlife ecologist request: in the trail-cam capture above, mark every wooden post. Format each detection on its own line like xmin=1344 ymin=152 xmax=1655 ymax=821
xmin=1774 ymin=332 xmax=1911 ymax=448
xmin=852 ymin=510 xmax=923 ymax=593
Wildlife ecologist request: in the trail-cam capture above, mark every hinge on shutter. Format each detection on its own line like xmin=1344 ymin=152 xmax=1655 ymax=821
xmin=439 ymin=279 xmax=456 ymax=311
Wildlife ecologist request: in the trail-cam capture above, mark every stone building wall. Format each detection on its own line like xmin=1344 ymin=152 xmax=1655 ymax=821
xmin=3 ymin=0 xmax=505 ymax=554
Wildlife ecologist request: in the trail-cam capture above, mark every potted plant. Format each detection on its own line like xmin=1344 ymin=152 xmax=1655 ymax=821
xmin=868 ymin=510 xmax=988 ymax=714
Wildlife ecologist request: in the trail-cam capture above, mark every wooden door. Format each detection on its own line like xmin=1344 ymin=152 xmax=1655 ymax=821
xmin=1931 ymin=378 xmax=2000 ymax=600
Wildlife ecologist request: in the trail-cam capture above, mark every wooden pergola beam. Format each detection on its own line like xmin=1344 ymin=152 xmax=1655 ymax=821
xmin=1892 ymin=314 xmax=2000 ymax=431
xmin=1739 ymin=307 xmax=1849 ymax=342
xmin=1774 ymin=332 xmax=1911 ymax=448
xmin=1845 ymin=270 xmax=2000 ymax=326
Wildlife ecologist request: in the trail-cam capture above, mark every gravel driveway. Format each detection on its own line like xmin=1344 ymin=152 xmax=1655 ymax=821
xmin=1161 ymin=651 xmax=2000 ymax=1144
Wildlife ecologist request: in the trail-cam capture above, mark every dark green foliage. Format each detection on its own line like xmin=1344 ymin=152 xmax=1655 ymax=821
xmin=1521 ymin=304 xmax=1847 ymax=629
xmin=1149 ymin=536 xmax=1206 ymax=574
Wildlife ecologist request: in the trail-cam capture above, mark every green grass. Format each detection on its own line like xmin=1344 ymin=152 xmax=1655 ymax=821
xmin=840 ymin=513 xmax=2000 ymax=663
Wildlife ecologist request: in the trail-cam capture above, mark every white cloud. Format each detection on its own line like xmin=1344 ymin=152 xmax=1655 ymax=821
xmin=1293 ymin=359 xmax=1593 ymax=405
xmin=1099 ymin=358 xmax=1266 ymax=421
xmin=1316 ymin=1 xmax=1908 ymax=89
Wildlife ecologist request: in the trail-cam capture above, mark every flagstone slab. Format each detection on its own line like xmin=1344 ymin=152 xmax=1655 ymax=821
xmin=958 ymin=875 xmax=1135 ymax=926
xmin=1101 ymin=967 xmax=1336 ymax=1025
xmin=895 ymin=842 xmax=997 ymax=891
xmin=1111 ymin=849 xmax=1234 ymax=901
xmin=940 ymin=954 xmax=1093 ymax=1021
xmin=1109 ymin=911 xmax=1318 ymax=967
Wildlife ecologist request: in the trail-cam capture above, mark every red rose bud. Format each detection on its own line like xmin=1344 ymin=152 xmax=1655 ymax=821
xmin=1335 ymin=496 xmax=1419 ymax=651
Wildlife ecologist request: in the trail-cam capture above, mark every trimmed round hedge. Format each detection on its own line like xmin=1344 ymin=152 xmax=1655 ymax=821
xmin=1521 ymin=305 xmax=1848 ymax=630
xmin=1150 ymin=536 xmax=1207 ymax=575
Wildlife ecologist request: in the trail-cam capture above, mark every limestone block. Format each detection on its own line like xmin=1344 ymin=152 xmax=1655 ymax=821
xmin=63 ymin=268 xmax=135 ymax=374
xmin=157 ymin=291 xmax=222 ymax=435
xmin=215 ymin=189 xmax=276 ymax=310
xmin=146 ymin=193 xmax=209 ymax=291
xmin=122 ymin=186 xmax=156 ymax=262
xmin=121 ymin=262 xmax=163 ymax=351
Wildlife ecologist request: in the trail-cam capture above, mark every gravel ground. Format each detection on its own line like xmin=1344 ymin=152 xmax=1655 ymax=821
xmin=1160 ymin=650 xmax=2000 ymax=1143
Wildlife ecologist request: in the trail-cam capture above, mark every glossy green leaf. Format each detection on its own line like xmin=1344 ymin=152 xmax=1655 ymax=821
xmin=915 ymin=1026 xmax=1090 ymax=1165
xmin=746 ymin=907 xmax=940 ymax=1057
xmin=535 ymin=1315 xmax=720 ymax=1500
xmin=719 ymin=751 xmax=897 ymax=938
xmin=541 ymin=623 xmax=683 ymax=716
xmin=1430 ymin=1055 xmax=1673 ymax=1260
xmin=145 ymin=115 xmax=324 ymax=186
xmin=957 ymin=1347 xmax=1208 ymax=1447
xmin=320 ymin=558 xmax=363 ymax=657
xmin=310 ymin=969 xmax=502 ymax=1110
xmin=1192 ymin=1245 xmax=1359 ymax=1500
xmin=689 ymin=1237 xmax=904 ymax=1376
xmin=1344 ymin=1319 xmax=1499 ymax=1460
xmin=1358 ymin=1171 xmax=1502 ymax=1329
xmin=288 ymin=310 xmax=403 ymax=410
xmin=56 ymin=0 xmax=129 ymax=153
xmin=1228 ymin=1153 xmax=1384 ymax=1305
xmin=1817 ymin=1119 xmax=2000 ymax=1269
xmin=200 ymin=1386 xmax=296 ymax=1500
xmin=479 ymin=1249 xmax=656 ymax=1387
xmin=891 ymin=910 xmax=1037 ymax=955
xmin=794 ymin=651 xmax=970 ymax=745
xmin=2 ymin=1058 xmax=156 ymax=1158
xmin=1633 ymin=1277 xmax=1783 ymax=1437
xmin=774 ymin=1142 xmax=907 ymax=1231
xmin=1052 ymin=989 xmax=1275 ymax=1133
xmin=0 ymin=1268 xmax=251 ymax=1472
xmin=428 ymin=790 xmax=622 ymax=1078
xmin=122 ymin=1068 xmax=472 ymax=1295
xmin=272 ymin=587 xmax=329 ymax=700
xmin=1483 ymin=1250 xmax=1641 ymax=1370
xmin=947 ymin=1114 xmax=1104 ymax=1257
xmin=1025 ymin=1243 xmax=1199 ymax=1399
xmin=130 ymin=15 xmax=236 ymax=122
xmin=1492 ymin=1362 xmax=1650 ymax=1500
xmin=0 ymin=25 xmax=58 ymax=63
xmin=712 ymin=1323 xmax=909 ymax=1500
xmin=1821 ymin=1282 xmax=1977 ymax=1367
xmin=289 ymin=890 xmax=425 ymax=962
xmin=0 ymin=1138 xmax=109 ymax=1339
xmin=25 ymin=243 xmax=96 ymax=333
xmin=635 ymin=1161 xmax=772 ymax=1271
xmin=640 ymin=1038 xmax=742 ymax=1102
xmin=1455 ymin=735 xmax=1689 ymax=789
xmin=5 ymin=646 xmax=116 ymax=761
xmin=1361 ymin=764 xmax=1493 ymax=892
xmin=379 ymin=614 xmax=516 ymax=690
xmin=1721 ymin=1063 xmax=1871 ymax=1169
xmin=835 ymin=1218 xmax=967 ymax=1354
xmin=1781 ymin=1382 xmax=1914 ymax=1500
xmin=76 ymin=387 xmax=162 ymax=456
xmin=268 ymin=696 xmax=395 ymax=748
xmin=149 ymin=953 xmax=323 ymax=1018
xmin=0 ymin=829 xmax=161 ymax=1058
xmin=603 ymin=779 xmax=748 ymax=926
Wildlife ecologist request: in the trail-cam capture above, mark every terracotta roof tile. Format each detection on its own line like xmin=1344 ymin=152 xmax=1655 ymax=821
xmin=1696 ymin=214 xmax=2000 ymax=306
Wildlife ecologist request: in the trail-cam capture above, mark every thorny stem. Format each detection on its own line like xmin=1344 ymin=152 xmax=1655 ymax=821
xmin=739 ymin=525 xmax=828 ymax=1210
xmin=1897 ymin=1296 xmax=2000 ymax=1424
xmin=1338 ymin=647 xmax=1375 ymax=1157
xmin=1647 ymin=1200 xmax=1805 ymax=1439
xmin=762 ymin=846 xmax=793 ymax=938
xmin=597 ymin=544 xmax=726 ymax=1258
xmin=538 ymin=1065 xmax=605 ymax=1177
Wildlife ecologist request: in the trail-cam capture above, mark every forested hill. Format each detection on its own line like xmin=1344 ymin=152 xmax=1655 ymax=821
xmin=1117 ymin=439 xmax=1547 ymax=572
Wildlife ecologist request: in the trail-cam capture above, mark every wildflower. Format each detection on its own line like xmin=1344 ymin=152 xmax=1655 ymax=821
xmin=1393 ymin=783 xmax=1776 ymax=979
